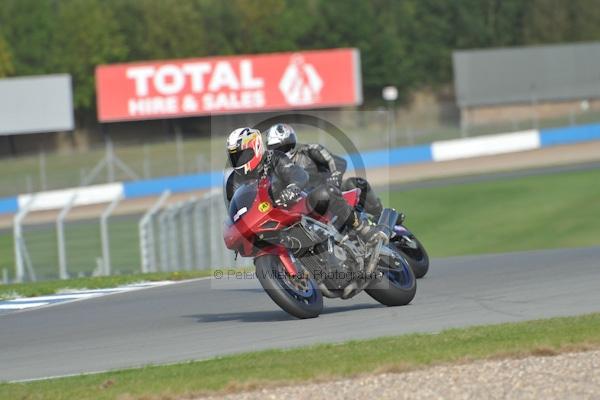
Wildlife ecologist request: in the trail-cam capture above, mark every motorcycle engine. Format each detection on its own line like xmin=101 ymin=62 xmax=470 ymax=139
xmin=299 ymin=239 xmax=362 ymax=291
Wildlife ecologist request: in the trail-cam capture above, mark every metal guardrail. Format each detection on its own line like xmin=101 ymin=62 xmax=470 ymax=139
xmin=9 ymin=188 xmax=245 ymax=283
xmin=138 ymin=189 xmax=242 ymax=275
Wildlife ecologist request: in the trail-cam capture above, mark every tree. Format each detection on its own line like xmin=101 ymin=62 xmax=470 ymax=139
xmin=109 ymin=0 xmax=209 ymax=61
xmin=2 ymin=0 xmax=600 ymax=110
xmin=51 ymin=0 xmax=128 ymax=109
xmin=450 ymin=0 xmax=526 ymax=49
xmin=0 ymin=33 xmax=14 ymax=78
xmin=0 ymin=0 xmax=56 ymax=76
xmin=523 ymin=0 xmax=600 ymax=44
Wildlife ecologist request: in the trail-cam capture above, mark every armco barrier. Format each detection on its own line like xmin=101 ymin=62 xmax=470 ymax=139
xmin=3 ymin=122 xmax=600 ymax=214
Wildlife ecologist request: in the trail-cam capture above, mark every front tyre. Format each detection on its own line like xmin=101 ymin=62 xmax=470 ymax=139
xmin=365 ymin=250 xmax=416 ymax=306
xmin=255 ymin=255 xmax=323 ymax=319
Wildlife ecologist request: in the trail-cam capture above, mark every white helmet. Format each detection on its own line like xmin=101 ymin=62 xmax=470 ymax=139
xmin=226 ymin=127 xmax=265 ymax=175
xmin=266 ymin=123 xmax=297 ymax=154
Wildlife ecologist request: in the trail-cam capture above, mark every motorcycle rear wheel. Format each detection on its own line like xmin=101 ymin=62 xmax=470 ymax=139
xmin=393 ymin=234 xmax=429 ymax=279
xmin=255 ymin=255 xmax=323 ymax=319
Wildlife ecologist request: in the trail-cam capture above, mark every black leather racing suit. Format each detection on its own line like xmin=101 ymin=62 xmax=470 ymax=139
xmin=288 ymin=144 xmax=346 ymax=189
xmin=286 ymin=144 xmax=356 ymax=230
xmin=290 ymin=144 xmax=383 ymax=219
xmin=224 ymin=150 xmax=354 ymax=231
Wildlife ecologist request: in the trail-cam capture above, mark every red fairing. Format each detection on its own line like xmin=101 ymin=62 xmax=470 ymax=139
xmin=342 ymin=188 xmax=361 ymax=207
xmin=223 ymin=178 xmax=307 ymax=259
xmin=224 ymin=178 xmax=359 ymax=277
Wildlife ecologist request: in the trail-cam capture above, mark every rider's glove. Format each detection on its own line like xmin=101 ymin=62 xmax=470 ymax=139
xmin=326 ymin=171 xmax=343 ymax=187
xmin=275 ymin=184 xmax=302 ymax=207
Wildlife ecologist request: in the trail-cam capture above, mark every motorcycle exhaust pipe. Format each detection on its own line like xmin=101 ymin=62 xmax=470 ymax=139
xmin=375 ymin=208 xmax=399 ymax=238
xmin=363 ymin=208 xmax=399 ymax=278
xmin=319 ymin=283 xmax=341 ymax=298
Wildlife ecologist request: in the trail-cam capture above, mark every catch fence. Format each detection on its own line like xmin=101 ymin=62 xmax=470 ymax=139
xmin=6 ymin=189 xmax=246 ymax=283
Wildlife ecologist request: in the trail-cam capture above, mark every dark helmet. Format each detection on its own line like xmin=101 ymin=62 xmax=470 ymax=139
xmin=266 ymin=123 xmax=297 ymax=154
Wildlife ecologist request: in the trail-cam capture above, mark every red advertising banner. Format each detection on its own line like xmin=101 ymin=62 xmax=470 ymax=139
xmin=95 ymin=48 xmax=362 ymax=122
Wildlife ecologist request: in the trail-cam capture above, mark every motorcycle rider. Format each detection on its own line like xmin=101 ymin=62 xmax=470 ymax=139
xmin=266 ymin=123 xmax=391 ymax=222
xmin=225 ymin=127 xmax=383 ymax=242
xmin=265 ymin=123 xmax=346 ymax=190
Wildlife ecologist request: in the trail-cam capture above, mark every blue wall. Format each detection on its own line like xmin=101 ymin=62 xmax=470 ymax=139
xmin=345 ymin=144 xmax=433 ymax=170
xmin=123 ymin=171 xmax=223 ymax=198
xmin=0 ymin=197 xmax=18 ymax=214
xmin=540 ymin=123 xmax=600 ymax=147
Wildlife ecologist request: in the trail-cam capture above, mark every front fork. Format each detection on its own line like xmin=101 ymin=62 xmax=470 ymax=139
xmin=256 ymin=246 xmax=299 ymax=277
xmin=276 ymin=248 xmax=299 ymax=276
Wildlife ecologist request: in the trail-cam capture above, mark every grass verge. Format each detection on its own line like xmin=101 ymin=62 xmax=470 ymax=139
xmin=388 ymin=167 xmax=600 ymax=256
xmin=0 ymin=270 xmax=215 ymax=300
xmin=2 ymin=313 xmax=600 ymax=399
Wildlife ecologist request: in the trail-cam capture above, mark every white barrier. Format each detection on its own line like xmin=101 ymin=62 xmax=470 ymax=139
xmin=18 ymin=183 xmax=124 ymax=212
xmin=431 ymin=130 xmax=540 ymax=162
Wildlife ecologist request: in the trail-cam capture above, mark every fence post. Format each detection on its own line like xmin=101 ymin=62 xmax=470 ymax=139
xmin=39 ymin=151 xmax=47 ymax=191
xmin=157 ymin=210 xmax=169 ymax=272
xmin=25 ymin=175 xmax=33 ymax=193
xmin=106 ymin=139 xmax=115 ymax=183
xmin=13 ymin=197 xmax=35 ymax=283
xmin=215 ymin=194 xmax=232 ymax=268
xmin=57 ymin=194 xmax=77 ymax=280
xmin=166 ymin=204 xmax=179 ymax=271
xmin=143 ymin=143 xmax=151 ymax=179
xmin=193 ymin=199 xmax=208 ymax=270
xmin=460 ymin=107 xmax=469 ymax=138
xmin=176 ymin=132 xmax=184 ymax=174
xmin=139 ymin=190 xmax=171 ymax=273
xmin=206 ymin=190 xmax=224 ymax=268
xmin=100 ymin=195 xmax=123 ymax=276
xmin=180 ymin=198 xmax=196 ymax=270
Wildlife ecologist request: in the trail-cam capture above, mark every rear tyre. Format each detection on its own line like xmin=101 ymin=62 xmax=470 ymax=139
xmin=365 ymin=250 xmax=416 ymax=306
xmin=255 ymin=255 xmax=323 ymax=319
xmin=392 ymin=234 xmax=429 ymax=278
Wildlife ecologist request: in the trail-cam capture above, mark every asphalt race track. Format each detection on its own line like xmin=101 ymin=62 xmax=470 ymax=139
xmin=1 ymin=246 xmax=600 ymax=382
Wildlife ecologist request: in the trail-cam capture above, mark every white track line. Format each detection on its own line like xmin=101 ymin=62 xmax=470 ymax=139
xmin=0 ymin=302 xmax=50 ymax=310
xmin=0 ymin=277 xmax=214 ymax=316
xmin=8 ymin=293 xmax=102 ymax=302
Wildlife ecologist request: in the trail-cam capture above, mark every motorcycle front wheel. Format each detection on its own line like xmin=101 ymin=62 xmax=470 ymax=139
xmin=255 ymin=255 xmax=323 ymax=319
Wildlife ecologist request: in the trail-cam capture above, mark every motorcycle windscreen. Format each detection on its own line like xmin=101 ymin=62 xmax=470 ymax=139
xmin=228 ymin=181 xmax=258 ymax=223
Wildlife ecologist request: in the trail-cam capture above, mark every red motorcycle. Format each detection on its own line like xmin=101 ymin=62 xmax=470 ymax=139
xmin=223 ymin=178 xmax=416 ymax=319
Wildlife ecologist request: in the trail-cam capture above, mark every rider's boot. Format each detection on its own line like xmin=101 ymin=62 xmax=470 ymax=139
xmin=349 ymin=211 xmax=388 ymax=244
